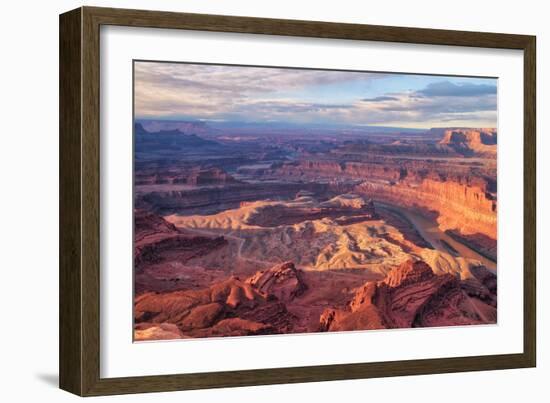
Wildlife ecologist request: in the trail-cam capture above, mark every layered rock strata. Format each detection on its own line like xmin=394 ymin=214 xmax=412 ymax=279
xmin=263 ymin=158 xmax=496 ymax=246
xmin=319 ymin=260 xmax=496 ymax=332
xmin=135 ymin=262 xmax=307 ymax=338
xmin=438 ymin=128 xmax=497 ymax=156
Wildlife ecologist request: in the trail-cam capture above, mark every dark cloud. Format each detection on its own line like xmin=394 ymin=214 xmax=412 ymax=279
xmin=417 ymin=81 xmax=497 ymax=97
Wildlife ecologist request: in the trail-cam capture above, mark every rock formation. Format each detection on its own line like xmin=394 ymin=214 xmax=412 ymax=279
xmin=356 ymin=177 xmax=497 ymax=240
xmin=134 ymin=263 xmax=307 ymax=338
xmin=134 ymin=257 xmax=496 ymax=340
xmin=244 ymin=194 xmax=376 ymax=227
xmin=439 ymin=128 xmax=497 ymax=156
xmin=134 ymin=210 xmax=227 ymax=272
xmin=246 ymin=261 xmax=307 ymax=301
xmin=165 ymin=197 xmax=411 ymax=274
xmin=135 ymin=167 xmax=239 ymax=187
xmin=135 ymin=181 xmax=332 ymax=216
xmin=134 ymin=209 xmax=229 ymax=293
xmin=319 ymin=259 xmax=496 ymax=332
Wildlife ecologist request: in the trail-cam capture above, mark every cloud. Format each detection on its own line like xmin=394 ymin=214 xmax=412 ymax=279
xmin=135 ymin=62 xmax=379 ymax=97
xmin=417 ymin=81 xmax=497 ymax=97
xmin=351 ymin=89 xmax=497 ymax=126
xmin=134 ymin=61 xmax=497 ymax=128
xmin=134 ymin=62 xmax=382 ymax=119
xmin=361 ymin=96 xmax=399 ymax=102
xmin=348 ymin=80 xmax=497 ymax=127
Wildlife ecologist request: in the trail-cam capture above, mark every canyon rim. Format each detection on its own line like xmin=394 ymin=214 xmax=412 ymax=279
xmin=133 ymin=61 xmax=498 ymax=341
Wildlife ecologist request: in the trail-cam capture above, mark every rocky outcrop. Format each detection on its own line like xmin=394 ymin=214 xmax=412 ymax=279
xmin=186 ymin=168 xmax=238 ymax=186
xmin=245 ymin=194 xmax=376 ymax=227
xmin=319 ymin=260 xmax=496 ymax=332
xmin=135 ymin=258 xmax=497 ymax=340
xmin=135 ymin=234 xmax=227 ymax=272
xmin=246 ymin=262 xmax=307 ymax=301
xmin=134 ymin=323 xmax=187 ymax=341
xmin=135 ymin=167 xmax=239 ymax=187
xmin=134 ymin=210 xmax=227 ymax=273
xmin=439 ymin=128 xmax=497 ymax=156
xmin=134 ymin=263 xmax=307 ymax=339
xmin=134 ymin=209 xmax=179 ymax=242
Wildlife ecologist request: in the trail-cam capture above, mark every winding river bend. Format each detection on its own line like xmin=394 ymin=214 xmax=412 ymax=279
xmin=375 ymin=201 xmax=497 ymax=272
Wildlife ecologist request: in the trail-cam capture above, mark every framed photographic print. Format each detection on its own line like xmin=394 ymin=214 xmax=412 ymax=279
xmin=59 ymin=6 xmax=536 ymax=396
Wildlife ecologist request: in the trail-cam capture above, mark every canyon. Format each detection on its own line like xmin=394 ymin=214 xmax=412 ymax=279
xmin=133 ymin=123 xmax=498 ymax=340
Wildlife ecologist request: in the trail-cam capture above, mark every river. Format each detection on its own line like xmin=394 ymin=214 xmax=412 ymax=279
xmin=375 ymin=201 xmax=496 ymax=271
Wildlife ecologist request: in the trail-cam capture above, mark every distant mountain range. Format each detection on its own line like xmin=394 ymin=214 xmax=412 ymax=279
xmin=136 ymin=119 xmax=212 ymax=135
xmin=135 ymin=118 xmax=427 ymax=134
xmin=134 ymin=123 xmax=219 ymax=151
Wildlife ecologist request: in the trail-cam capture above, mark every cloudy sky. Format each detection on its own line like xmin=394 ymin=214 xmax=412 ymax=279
xmin=134 ymin=61 xmax=497 ymax=129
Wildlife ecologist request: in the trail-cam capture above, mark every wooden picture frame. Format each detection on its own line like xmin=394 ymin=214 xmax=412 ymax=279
xmin=59 ymin=6 xmax=536 ymax=396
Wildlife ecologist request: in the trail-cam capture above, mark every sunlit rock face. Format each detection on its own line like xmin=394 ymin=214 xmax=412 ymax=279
xmin=356 ymin=177 xmax=496 ymax=239
xmin=439 ymin=128 xmax=497 ymax=156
